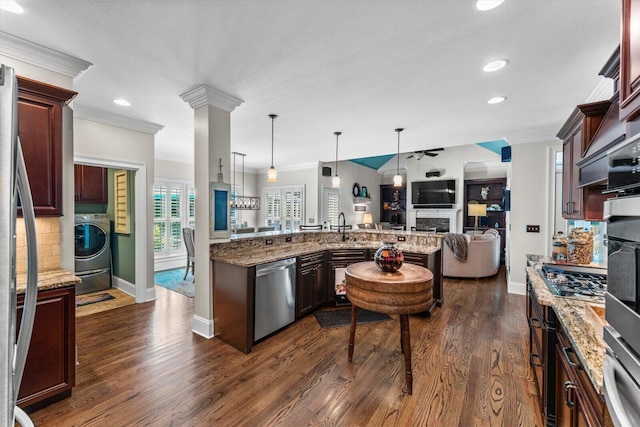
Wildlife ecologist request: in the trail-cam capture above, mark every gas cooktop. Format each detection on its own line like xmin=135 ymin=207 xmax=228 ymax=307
xmin=539 ymin=264 xmax=607 ymax=303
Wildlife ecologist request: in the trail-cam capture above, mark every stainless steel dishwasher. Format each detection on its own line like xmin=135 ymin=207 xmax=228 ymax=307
xmin=254 ymin=257 xmax=296 ymax=341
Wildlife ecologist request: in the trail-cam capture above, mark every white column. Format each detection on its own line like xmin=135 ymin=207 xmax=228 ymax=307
xmin=180 ymin=85 xmax=243 ymax=338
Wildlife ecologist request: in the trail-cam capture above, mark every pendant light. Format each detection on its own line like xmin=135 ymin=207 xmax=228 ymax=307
xmin=393 ymin=128 xmax=404 ymax=187
xmin=267 ymin=114 xmax=278 ymax=182
xmin=332 ymin=131 xmax=342 ymax=188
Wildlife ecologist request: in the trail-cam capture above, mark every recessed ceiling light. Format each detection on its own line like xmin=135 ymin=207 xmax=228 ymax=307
xmin=487 ymin=96 xmax=507 ymax=104
xmin=0 ymin=0 xmax=24 ymax=14
xmin=113 ymin=99 xmax=131 ymax=107
xmin=475 ymin=0 xmax=505 ymax=11
xmin=483 ymin=59 xmax=509 ymax=72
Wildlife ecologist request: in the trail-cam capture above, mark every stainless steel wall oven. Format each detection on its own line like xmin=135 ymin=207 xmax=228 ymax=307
xmin=603 ymin=136 xmax=640 ymax=426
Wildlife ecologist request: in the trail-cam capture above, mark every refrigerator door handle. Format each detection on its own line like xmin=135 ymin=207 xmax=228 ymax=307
xmin=13 ymin=136 xmax=38 ymax=401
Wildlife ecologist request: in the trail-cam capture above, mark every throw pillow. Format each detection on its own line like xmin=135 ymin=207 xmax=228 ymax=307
xmin=473 ymin=234 xmax=496 ymax=241
xmin=484 ymin=228 xmax=500 ymax=237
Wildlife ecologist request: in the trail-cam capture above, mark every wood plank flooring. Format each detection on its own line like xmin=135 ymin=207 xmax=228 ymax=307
xmin=27 ymin=267 xmax=543 ymax=426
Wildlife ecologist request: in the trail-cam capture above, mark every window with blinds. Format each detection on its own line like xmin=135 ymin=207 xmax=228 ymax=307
xmin=263 ymin=186 xmax=303 ymax=231
xmin=326 ymin=190 xmax=340 ymax=227
xmin=154 ymin=180 xmax=195 ymax=257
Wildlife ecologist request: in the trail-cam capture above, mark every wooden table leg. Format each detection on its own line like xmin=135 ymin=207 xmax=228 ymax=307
xmin=400 ymin=314 xmax=412 ymax=395
xmin=348 ymin=305 xmax=357 ymax=362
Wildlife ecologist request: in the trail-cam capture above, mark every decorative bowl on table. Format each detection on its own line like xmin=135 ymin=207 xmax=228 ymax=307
xmin=374 ymin=241 xmax=404 ymax=272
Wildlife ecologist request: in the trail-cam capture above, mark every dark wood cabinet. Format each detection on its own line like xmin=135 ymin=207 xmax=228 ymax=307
xmin=555 ymin=323 xmax=606 ymax=427
xmin=557 ymin=102 xmax=610 ymax=221
xmin=527 ymin=276 xmax=557 ymax=426
xmin=463 ymin=178 xmax=507 ymax=264
xmin=17 ymin=286 xmax=76 ymax=410
xmin=620 ymin=0 xmax=640 ymax=123
xmin=74 ymin=164 xmax=108 ymax=204
xmin=296 ymin=251 xmax=327 ymax=318
xmin=403 ymin=250 xmax=443 ymax=317
xmin=17 ymin=76 xmax=76 ymax=216
xmin=380 ymin=184 xmax=406 ymax=227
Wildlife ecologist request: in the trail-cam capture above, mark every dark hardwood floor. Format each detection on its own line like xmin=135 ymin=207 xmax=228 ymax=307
xmin=28 ymin=267 xmax=542 ymax=426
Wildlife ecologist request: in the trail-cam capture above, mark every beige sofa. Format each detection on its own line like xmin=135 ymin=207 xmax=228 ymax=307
xmin=443 ymin=231 xmax=500 ymax=278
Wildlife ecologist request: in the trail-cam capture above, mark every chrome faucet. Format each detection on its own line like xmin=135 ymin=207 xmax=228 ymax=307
xmin=338 ymin=212 xmax=346 ymax=241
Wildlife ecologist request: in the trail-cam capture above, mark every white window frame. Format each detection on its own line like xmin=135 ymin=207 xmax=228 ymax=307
xmin=322 ymin=186 xmax=341 ymax=229
xmin=154 ymin=179 xmax=195 ymax=265
xmin=262 ymin=185 xmax=304 ymax=231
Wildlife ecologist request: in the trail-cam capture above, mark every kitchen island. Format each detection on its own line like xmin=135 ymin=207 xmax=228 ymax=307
xmin=211 ymin=229 xmax=442 ymax=353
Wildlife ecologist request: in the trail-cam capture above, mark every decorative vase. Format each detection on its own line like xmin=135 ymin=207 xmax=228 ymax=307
xmin=374 ymin=241 xmax=404 ymax=273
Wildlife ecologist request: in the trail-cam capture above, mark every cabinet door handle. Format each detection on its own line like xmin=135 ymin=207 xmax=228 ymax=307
xmin=562 ymin=346 xmax=582 ymax=370
xmin=563 ymin=381 xmax=577 ymax=409
xmin=529 ymin=317 xmax=543 ymax=329
xmin=530 ymin=353 xmax=542 ymax=367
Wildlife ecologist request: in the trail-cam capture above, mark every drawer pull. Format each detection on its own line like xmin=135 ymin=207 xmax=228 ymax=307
xmin=562 ymin=346 xmax=582 ymax=370
xmin=529 ymin=317 xmax=542 ymax=329
xmin=530 ymin=353 xmax=542 ymax=367
xmin=563 ymin=381 xmax=577 ymax=409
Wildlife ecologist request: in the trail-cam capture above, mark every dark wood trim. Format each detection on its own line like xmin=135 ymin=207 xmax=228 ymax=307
xmin=16 ymin=76 xmax=77 ymax=104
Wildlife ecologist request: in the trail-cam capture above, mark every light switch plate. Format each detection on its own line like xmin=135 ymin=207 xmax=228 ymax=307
xmin=526 ymin=225 xmax=540 ymax=233
xmin=285 ymin=236 xmax=292 ymax=242
xmin=266 ymin=239 xmax=273 ymax=245
xmin=397 ymin=236 xmax=406 ymax=241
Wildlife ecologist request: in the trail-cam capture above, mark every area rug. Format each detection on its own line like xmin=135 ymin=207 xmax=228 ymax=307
xmin=76 ymin=288 xmax=135 ymax=318
xmin=314 ymin=308 xmax=392 ymax=329
xmin=154 ymin=268 xmax=194 ymax=298
xmin=76 ymin=292 xmax=115 ymax=307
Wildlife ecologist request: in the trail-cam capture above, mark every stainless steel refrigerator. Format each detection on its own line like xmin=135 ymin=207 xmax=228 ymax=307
xmin=1 ymin=64 xmax=39 ymax=426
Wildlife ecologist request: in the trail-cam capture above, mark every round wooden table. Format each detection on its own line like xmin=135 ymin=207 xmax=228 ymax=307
xmin=345 ymin=261 xmax=433 ymax=395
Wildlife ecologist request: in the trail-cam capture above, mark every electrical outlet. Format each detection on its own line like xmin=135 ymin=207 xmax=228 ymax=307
xmin=397 ymin=236 xmax=406 ymax=242
xmin=285 ymin=236 xmax=292 ymax=242
xmin=526 ymin=225 xmax=540 ymax=233
xmin=265 ymin=239 xmax=273 ymax=245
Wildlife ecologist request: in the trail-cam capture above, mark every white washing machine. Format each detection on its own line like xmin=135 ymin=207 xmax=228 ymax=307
xmin=74 ymin=214 xmax=112 ymax=295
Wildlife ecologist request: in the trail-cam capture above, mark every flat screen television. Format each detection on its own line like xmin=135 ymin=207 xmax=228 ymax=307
xmin=411 ymin=179 xmax=456 ymax=207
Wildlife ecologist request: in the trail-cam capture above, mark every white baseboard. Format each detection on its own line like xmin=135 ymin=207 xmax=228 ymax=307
xmin=192 ymin=315 xmax=215 ymax=339
xmin=508 ymin=281 xmax=526 ymax=295
xmin=155 ymin=256 xmax=187 ymax=272
xmin=112 ymin=276 xmax=156 ymax=303
xmin=113 ymin=275 xmax=135 ymax=297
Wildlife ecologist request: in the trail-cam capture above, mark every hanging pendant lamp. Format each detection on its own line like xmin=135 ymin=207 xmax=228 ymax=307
xmin=267 ymin=114 xmax=278 ymax=182
xmin=332 ymin=131 xmax=342 ymax=188
xmin=393 ymin=128 xmax=404 ymax=187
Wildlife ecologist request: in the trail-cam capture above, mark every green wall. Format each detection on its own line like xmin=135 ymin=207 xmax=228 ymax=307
xmin=106 ymin=169 xmax=136 ymax=284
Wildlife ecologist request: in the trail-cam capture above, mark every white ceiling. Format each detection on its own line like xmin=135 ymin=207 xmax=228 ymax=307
xmin=0 ymin=0 xmax=621 ymax=171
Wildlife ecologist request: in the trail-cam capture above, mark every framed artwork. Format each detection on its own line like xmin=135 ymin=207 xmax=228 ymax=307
xmin=210 ymin=181 xmax=231 ymax=239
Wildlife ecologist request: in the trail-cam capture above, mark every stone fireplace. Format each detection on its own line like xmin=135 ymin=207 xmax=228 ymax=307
xmin=413 ymin=209 xmax=460 ymax=233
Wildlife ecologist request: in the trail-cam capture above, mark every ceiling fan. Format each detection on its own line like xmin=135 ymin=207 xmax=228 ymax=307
xmin=406 ymin=148 xmax=445 ymax=159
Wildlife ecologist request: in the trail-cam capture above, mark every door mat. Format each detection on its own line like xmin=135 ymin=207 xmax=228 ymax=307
xmin=314 ymin=308 xmax=392 ymax=329
xmin=76 ymin=292 xmax=115 ymax=307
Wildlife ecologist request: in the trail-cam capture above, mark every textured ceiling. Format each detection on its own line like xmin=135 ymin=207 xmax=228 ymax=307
xmin=0 ymin=1 xmax=621 ymax=170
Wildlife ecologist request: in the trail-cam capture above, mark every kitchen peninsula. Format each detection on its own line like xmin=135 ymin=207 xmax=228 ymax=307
xmin=211 ymin=229 xmax=443 ymax=353
xmin=526 ymin=256 xmax=609 ymax=426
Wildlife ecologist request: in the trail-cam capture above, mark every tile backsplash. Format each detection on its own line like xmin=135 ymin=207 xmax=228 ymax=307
xmin=16 ymin=217 xmax=61 ymax=274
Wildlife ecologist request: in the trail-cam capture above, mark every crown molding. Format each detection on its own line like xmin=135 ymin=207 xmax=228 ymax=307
xmin=0 ymin=31 xmax=92 ymax=78
xmin=179 ymin=84 xmax=243 ymax=112
xmin=585 ymin=77 xmax=614 ymax=103
xmin=506 ymin=124 xmax=560 ymax=145
xmin=73 ymin=104 xmax=164 ymax=135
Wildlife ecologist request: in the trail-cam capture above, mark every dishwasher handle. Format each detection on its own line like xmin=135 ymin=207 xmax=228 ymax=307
xmin=256 ymin=258 xmax=296 ymax=277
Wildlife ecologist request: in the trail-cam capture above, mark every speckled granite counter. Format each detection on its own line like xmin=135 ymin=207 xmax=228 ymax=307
xmin=526 ymin=265 xmax=605 ymax=394
xmin=211 ymin=230 xmax=441 ymax=267
xmin=16 ymin=268 xmax=80 ymax=294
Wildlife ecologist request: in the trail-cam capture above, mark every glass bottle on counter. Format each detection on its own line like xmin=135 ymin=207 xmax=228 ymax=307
xmin=567 ymin=228 xmax=593 ymax=264
xmin=552 ymin=232 xmax=568 ymax=262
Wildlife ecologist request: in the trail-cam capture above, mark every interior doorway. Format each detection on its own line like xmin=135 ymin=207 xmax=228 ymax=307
xmin=73 ymin=155 xmax=153 ymax=303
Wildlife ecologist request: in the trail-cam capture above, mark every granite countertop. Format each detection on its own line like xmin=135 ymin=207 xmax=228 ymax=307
xmin=16 ymin=269 xmax=81 ymax=294
xmin=526 ymin=266 xmax=605 ymax=394
xmin=212 ymin=231 xmax=441 ymax=267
